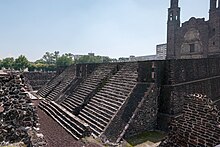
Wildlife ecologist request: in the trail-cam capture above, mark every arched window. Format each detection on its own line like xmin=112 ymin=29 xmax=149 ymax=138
xmin=169 ymin=12 xmax=173 ymax=21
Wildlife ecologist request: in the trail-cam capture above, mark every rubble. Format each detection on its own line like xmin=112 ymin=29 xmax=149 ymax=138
xmin=0 ymin=73 xmax=46 ymax=146
xmin=159 ymin=94 xmax=220 ymax=146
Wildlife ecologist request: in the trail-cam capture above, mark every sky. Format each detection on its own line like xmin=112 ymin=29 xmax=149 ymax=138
xmin=0 ymin=0 xmax=209 ymax=61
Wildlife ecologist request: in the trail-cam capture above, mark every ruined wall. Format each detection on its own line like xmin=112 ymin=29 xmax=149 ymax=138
xmin=23 ymin=72 xmax=56 ymax=90
xmin=164 ymin=58 xmax=220 ymax=85
xmin=158 ymin=58 xmax=220 ymax=130
xmin=75 ymin=63 xmax=99 ymax=78
xmin=101 ymin=83 xmax=154 ymax=143
xmin=176 ymin=18 xmax=209 ymax=59
xmin=166 ymin=0 xmax=220 ymax=59
xmin=137 ymin=61 xmax=155 ymax=83
xmin=159 ymin=94 xmax=220 ymax=146
xmin=0 ymin=74 xmax=45 ymax=146
xmin=101 ymin=61 xmax=160 ymax=143
xmin=124 ymin=84 xmax=158 ymax=138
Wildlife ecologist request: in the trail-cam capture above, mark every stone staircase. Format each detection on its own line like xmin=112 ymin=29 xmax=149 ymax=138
xmin=37 ymin=65 xmax=76 ymax=98
xmin=59 ymin=64 xmax=117 ymax=114
xmin=45 ymin=74 xmax=77 ymax=101
xmin=77 ymin=63 xmax=138 ymax=137
xmin=38 ymin=100 xmax=90 ymax=140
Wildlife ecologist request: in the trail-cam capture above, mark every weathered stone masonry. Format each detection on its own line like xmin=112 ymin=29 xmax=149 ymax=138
xmin=158 ymin=58 xmax=220 ymax=131
xmin=160 ymin=94 xmax=220 ymax=146
xmin=167 ymin=0 xmax=220 ymax=59
xmin=34 ymin=57 xmax=220 ymax=145
xmin=23 ymin=71 xmax=56 ymax=91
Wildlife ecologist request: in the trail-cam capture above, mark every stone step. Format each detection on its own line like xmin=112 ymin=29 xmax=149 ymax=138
xmin=70 ymin=93 xmax=85 ymax=100
xmin=77 ymin=88 xmax=91 ymax=95
xmin=60 ymin=102 xmax=73 ymax=112
xmin=102 ymin=86 xmax=132 ymax=93
xmin=63 ymin=99 xmax=80 ymax=109
xmin=50 ymin=101 xmax=89 ymax=132
xmin=66 ymin=96 xmax=83 ymax=104
xmin=98 ymin=90 xmax=128 ymax=99
xmin=98 ymin=92 xmax=126 ymax=101
xmin=109 ymin=77 xmax=137 ymax=84
xmin=78 ymin=114 xmax=101 ymax=136
xmin=81 ymin=83 xmax=97 ymax=89
xmin=82 ymin=82 xmax=98 ymax=89
xmin=85 ymin=104 xmax=113 ymax=118
xmin=48 ymin=103 xmax=84 ymax=136
xmin=39 ymin=104 xmax=80 ymax=140
xmin=106 ymin=82 xmax=134 ymax=89
xmin=75 ymin=90 xmax=89 ymax=97
xmin=83 ymin=107 xmax=110 ymax=122
xmin=79 ymin=112 xmax=104 ymax=135
xmin=88 ymin=101 xmax=115 ymax=115
xmin=92 ymin=96 xmax=120 ymax=108
xmin=95 ymin=94 xmax=124 ymax=104
xmin=90 ymin=99 xmax=118 ymax=112
xmin=81 ymin=109 xmax=108 ymax=126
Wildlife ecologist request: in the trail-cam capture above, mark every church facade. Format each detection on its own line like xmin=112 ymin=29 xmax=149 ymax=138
xmin=166 ymin=0 xmax=220 ymax=59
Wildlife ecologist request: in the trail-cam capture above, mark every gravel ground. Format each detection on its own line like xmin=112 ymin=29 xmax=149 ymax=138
xmin=33 ymin=100 xmax=101 ymax=147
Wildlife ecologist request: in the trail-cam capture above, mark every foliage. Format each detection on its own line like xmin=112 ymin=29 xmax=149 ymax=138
xmin=28 ymin=63 xmax=56 ymax=71
xmin=102 ymin=56 xmax=112 ymax=63
xmin=0 ymin=51 xmax=115 ymax=71
xmin=75 ymin=55 xmax=103 ymax=64
xmin=118 ymin=57 xmax=129 ymax=62
xmin=1 ymin=57 xmax=14 ymax=69
xmin=56 ymin=54 xmax=73 ymax=67
xmin=35 ymin=59 xmax=46 ymax=64
xmin=13 ymin=55 xmax=29 ymax=71
xmin=42 ymin=51 xmax=59 ymax=64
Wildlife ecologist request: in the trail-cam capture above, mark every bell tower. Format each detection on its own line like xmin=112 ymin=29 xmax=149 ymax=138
xmin=209 ymin=0 xmax=220 ymax=55
xmin=166 ymin=0 xmax=180 ymax=59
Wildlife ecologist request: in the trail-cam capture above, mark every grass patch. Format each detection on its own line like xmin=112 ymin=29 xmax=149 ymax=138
xmin=126 ymin=131 xmax=166 ymax=146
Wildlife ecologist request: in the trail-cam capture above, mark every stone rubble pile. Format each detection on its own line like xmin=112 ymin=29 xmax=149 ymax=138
xmin=159 ymin=94 xmax=220 ymax=147
xmin=0 ymin=74 xmax=46 ymax=146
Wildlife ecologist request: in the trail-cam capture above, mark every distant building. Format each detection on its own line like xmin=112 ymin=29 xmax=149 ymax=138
xmin=88 ymin=53 xmax=95 ymax=56
xmin=73 ymin=53 xmax=95 ymax=61
xmin=156 ymin=44 xmax=167 ymax=60
xmin=129 ymin=55 xmax=157 ymax=61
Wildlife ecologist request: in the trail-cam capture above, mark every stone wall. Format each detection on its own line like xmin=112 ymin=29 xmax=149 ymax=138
xmin=0 ymin=74 xmax=45 ymax=146
xmin=101 ymin=83 xmax=156 ymax=143
xmin=23 ymin=72 xmax=56 ymax=91
xmin=158 ymin=58 xmax=220 ymax=130
xmin=159 ymin=94 xmax=220 ymax=146
xmin=75 ymin=63 xmax=99 ymax=78
xmin=163 ymin=58 xmax=220 ymax=85
xmin=166 ymin=0 xmax=220 ymax=59
xmin=124 ymin=84 xmax=159 ymax=138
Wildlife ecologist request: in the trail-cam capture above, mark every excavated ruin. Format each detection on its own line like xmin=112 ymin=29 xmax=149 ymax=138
xmin=0 ymin=73 xmax=46 ymax=146
xmin=159 ymin=94 xmax=220 ymax=146
xmin=35 ymin=58 xmax=220 ymax=146
xmin=2 ymin=57 xmax=220 ymax=146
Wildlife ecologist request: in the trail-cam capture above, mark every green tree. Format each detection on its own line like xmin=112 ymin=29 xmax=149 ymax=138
xmin=56 ymin=54 xmax=73 ymax=67
xmin=42 ymin=52 xmax=56 ymax=64
xmin=54 ymin=51 xmax=60 ymax=61
xmin=118 ymin=57 xmax=129 ymax=62
xmin=75 ymin=55 xmax=103 ymax=64
xmin=1 ymin=57 xmax=14 ymax=69
xmin=14 ymin=55 xmax=29 ymax=71
xmin=102 ymin=56 xmax=112 ymax=63
xmin=35 ymin=59 xmax=46 ymax=64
